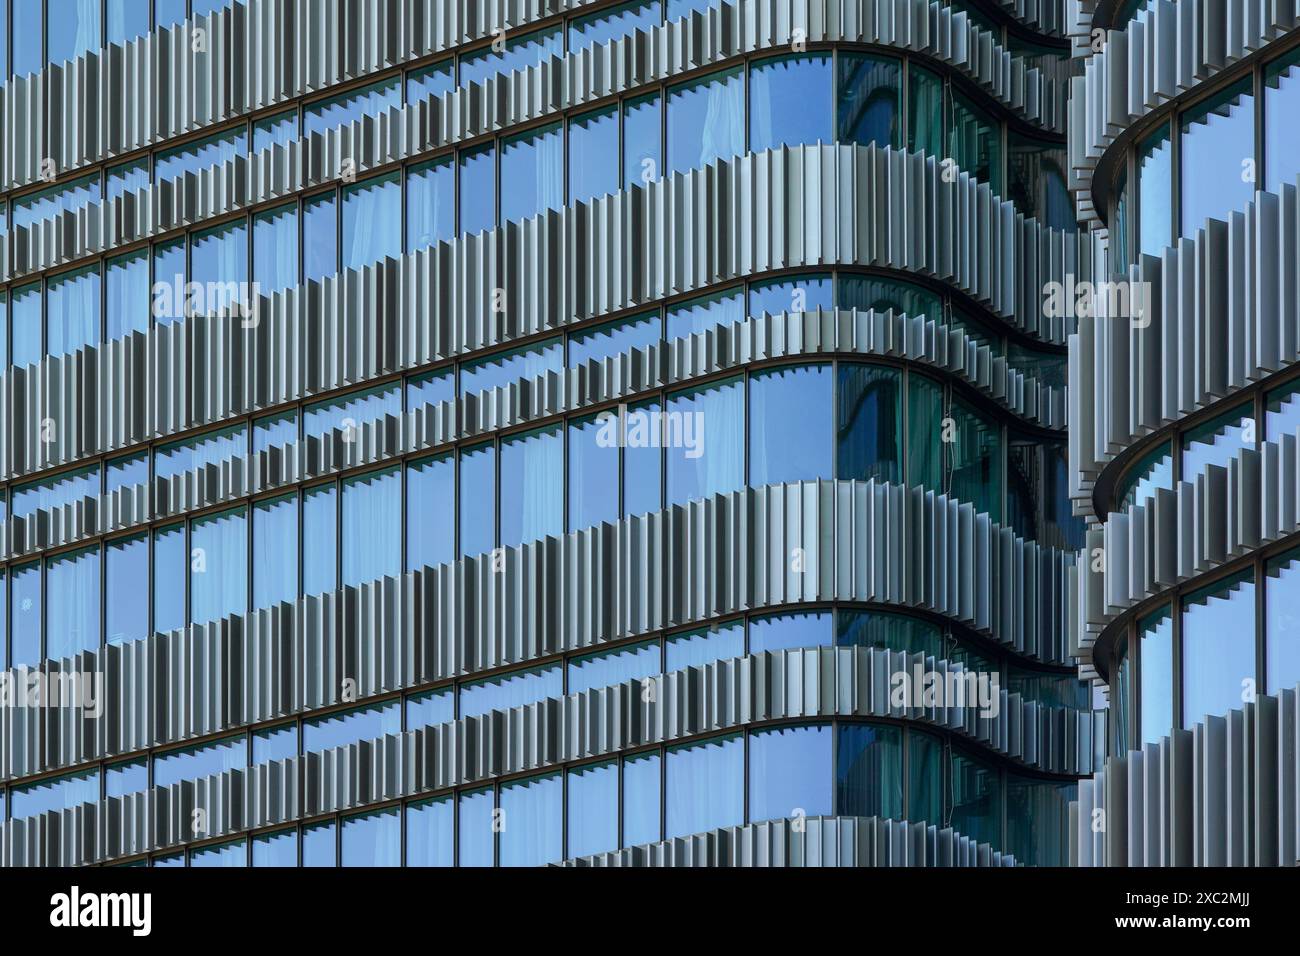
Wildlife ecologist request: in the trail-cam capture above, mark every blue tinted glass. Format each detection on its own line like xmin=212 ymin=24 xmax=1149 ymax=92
xmin=11 ymin=769 xmax=99 ymax=821
xmin=153 ymin=524 xmax=186 ymax=634
xmin=1183 ymin=573 xmax=1255 ymax=728
xmin=622 ymin=93 xmax=662 ymax=188
xmin=342 ymin=807 xmax=400 ymax=866
xmin=459 ymin=27 xmax=562 ymax=87
xmin=154 ymin=736 xmax=246 ymax=788
xmin=254 ymin=495 xmax=297 ymax=611
xmin=407 ymin=798 xmax=453 ymax=866
xmin=567 ymin=761 xmax=618 ymax=858
xmin=12 ymin=0 xmax=41 ymax=77
xmin=303 ymin=384 xmax=401 ymax=441
xmin=749 ymin=611 xmax=833 ymax=654
xmin=908 ymin=730 xmax=943 ymax=822
xmin=837 ymin=610 xmax=943 ymax=656
xmin=749 ymin=364 xmax=833 ymax=486
xmin=342 ymin=468 xmax=401 ymax=587
xmin=500 ymin=123 xmax=563 ymax=225
xmin=302 ymin=484 xmax=338 ymax=597
xmin=13 ymin=175 xmax=101 ymax=231
xmin=666 ymin=734 xmax=743 ymax=839
xmin=10 ymin=563 xmax=41 ymax=668
xmin=107 ymin=452 xmax=146 ymax=494
xmin=190 ymin=508 xmax=247 ymax=626
xmin=193 ymin=0 xmax=242 ymax=18
xmin=107 ymin=0 xmax=150 ymax=44
xmin=47 ymin=0 xmax=101 ymax=66
xmin=344 ymin=173 xmax=402 ymax=270
xmin=253 ymin=111 xmax=299 ymax=153
xmin=1266 ymin=51 xmax=1300 ymax=193
xmin=46 ymin=547 xmax=100 ymax=660
xmin=105 ymin=759 xmax=147 ymax=798
xmin=1138 ymin=609 xmax=1173 ymax=746
xmin=1182 ymin=405 xmax=1252 ymax=487
xmin=568 ymin=107 xmax=620 ymax=204
xmin=459 ymin=145 xmax=496 ymax=236
xmin=665 ymin=378 xmax=744 ymax=506
xmin=106 ymin=161 xmax=149 ymax=202
xmin=747 ymin=275 xmax=833 ymax=318
xmin=191 ymin=220 xmax=249 ymax=315
xmin=461 ymin=339 xmax=563 ymax=396
xmin=155 ymin=0 xmax=187 ymax=30
xmin=458 ymin=789 xmax=494 ymax=866
xmin=750 ymin=724 xmax=832 ymax=823
xmin=46 ymin=265 xmax=101 ymax=357
xmin=837 ymin=363 xmax=903 ymax=483
xmin=1181 ymin=82 xmax=1254 ymax=238
xmin=622 ymin=751 xmax=661 ymax=845
xmin=405 ymin=689 xmax=454 ymax=730
xmin=304 ymin=78 xmax=401 ymax=138
xmin=407 ymin=455 xmax=454 ymax=572
xmin=304 ymin=701 xmax=401 ymax=755
xmin=1268 ymin=550 xmax=1300 ymax=696
xmin=500 ymin=426 xmax=563 ymax=548
xmin=253 ymin=412 xmax=297 ymax=454
xmin=569 ymin=640 xmax=659 ymax=695
xmin=569 ymin=0 xmax=661 ymax=51
xmin=569 ymin=313 xmax=660 ymax=367
xmin=407 ymin=158 xmax=455 ymax=252
xmin=106 ymin=250 xmax=149 ymax=341
xmin=461 ymin=666 xmax=563 ymax=720
xmin=623 ymin=399 xmax=662 ymax=518
xmin=12 ymin=466 xmax=100 ymax=518
xmin=837 ymin=53 xmax=902 ymax=148
xmin=254 ymin=204 xmax=299 ymax=295
xmin=0 ymin=293 xmax=7 ymax=369
xmin=500 ymin=773 xmax=562 ymax=866
xmin=459 ymin=443 xmax=496 ymax=557
xmin=302 ymin=822 xmax=336 ymax=867
xmin=253 ymin=829 xmax=298 ymax=866
xmin=1138 ymin=126 xmax=1172 ymax=259
xmin=406 ymin=370 xmax=454 ymax=412
xmin=153 ymin=853 xmax=186 ymax=867
xmin=568 ymin=416 xmax=620 ymax=533
xmin=303 ymin=193 xmax=338 ymax=281
xmin=667 ymin=68 xmax=744 ymax=175
xmin=153 ymin=240 xmax=186 ymax=325
xmin=156 ymin=129 xmax=247 ymax=186
xmin=106 ymin=535 xmax=148 ymax=646
xmin=666 ymin=622 xmax=744 ymax=670
xmin=1118 ymin=441 xmax=1173 ymax=512
xmin=950 ymin=750 xmax=1001 ymax=846
xmin=191 ymin=841 xmax=246 ymax=867
xmin=749 ymin=54 xmax=832 ymax=152
xmin=11 ymin=283 xmax=42 ymax=369
xmin=836 ymin=723 xmax=903 ymax=818
xmin=407 ymin=61 xmax=454 ymax=104
xmin=1267 ymin=379 xmax=1300 ymax=441
xmin=253 ymin=724 xmax=297 ymax=764
xmin=666 ymin=287 xmax=743 ymax=340
xmin=666 ymin=0 xmax=719 ymax=19
xmin=155 ymin=425 xmax=246 ymax=481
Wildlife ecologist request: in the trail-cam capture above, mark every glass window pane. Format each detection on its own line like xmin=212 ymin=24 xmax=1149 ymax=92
xmin=47 ymin=0 xmax=102 ymax=66
xmin=1181 ymin=80 xmax=1254 ymax=238
xmin=907 ymin=730 xmax=943 ymax=823
xmin=749 ymin=54 xmax=832 ymax=153
xmin=950 ymin=749 xmax=1002 ymax=848
xmin=748 ymin=611 xmax=832 ymax=654
xmin=153 ymin=524 xmax=186 ymax=635
xmin=341 ymin=807 xmax=400 ymax=866
xmin=568 ymin=415 xmax=620 ymax=533
xmin=568 ymin=640 xmax=659 ymax=695
xmin=105 ymin=759 xmax=147 ymax=799
xmin=459 ymin=27 xmax=562 ymax=88
xmin=46 ymin=265 xmax=101 ymax=357
xmin=747 ymin=274 xmax=832 ymax=318
xmin=1182 ymin=571 xmax=1256 ymax=728
xmin=157 ymin=129 xmax=247 ymax=186
xmin=837 ymin=53 xmax=901 ymax=148
xmin=11 ymin=283 xmax=42 ymax=369
xmin=407 ymin=60 xmax=454 ymax=105
xmin=666 ymin=734 xmax=743 ymax=839
xmin=46 ymin=546 xmax=100 ymax=660
xmin=190 ymin=220 xmax=249 ymax=316
xmin=499 ymin=772 xmax=562 ymax=866
xmin=665 ymin=377 xmax=744 ymax=506
xmin=667 ymin=68 xmax=744 ymax=176
xmin=569 ymin=313 xmax=660 ymax=367
xmin=749 ymin=724 xmax=832 ymax=823
xmin=406 ymin=797 xmax=453 ymax=866
xmin=1266 ymin=378 xmax=1300 ymax=441
xmin=749 ymin=364 xmax=833 ymax=486
xmin=106 ymin=535 xmax=148 ymax=646
xmin=303 ymin=701 xmax=401 ymax=755
xmin=154 ymin=736 xmax=246 ymax=788
xmin=622 ymin=751 xmax=661 ymax=846
xmin=1181 ymin=404 xmax=1253 ymax=487
xmin=10 ymin=562 xmax=41 ymax=668
xmin=302 ymin=483 xmax=338 ymax=597
xmin=500 ymin=122 xmax=563 ymax=225
xmin=1008 ymin=132 xmax=1074 ymax=231
xmin=303 ymin=193 xmax=338 ymax=282
xmin=106 ymin=249 xmax=149 ymax=341
xmin=949 ymin=88 xmax=1002 ymax=193
xmin=623 ymin=399 xmax=662 ymax=518
xmin=343 ymin=173 xmax=402 ymax=270
xmin=567 ymin=761 xmax=618 ymax=858
xmin=499 ymin=425 xmax=563 ymax=549
xmin=190 ymin=507 xmax=248 ymax=626
xmin=153 ymin=239 xmax=186 ymax=325
xmin=405 ymin=689 xmax=454 ymax=731
xmin=1006 ymin=776 xmax=1074 ymax=867
xmin=304 ymin=78 xmax=401 ymax=139
xmin=406 ymin=369 xmax=454 ymax=412
xmin=1267 ymin=548 xmax=1300 ymax=696
xmin=253 ymin=203 xmax=299 ymax=295
xmin=303 ymin=383 xmax=401 ymax=442
xmin=1265 ymin=48 xmax=1300 ymax=194
xmin=569 ymin=0 xmax=661 ymax=52
xmin=949 ymin=397 xmax=1003 ymax=521
xmin=837 ymin=364 xmax=903 ymax=483
xmin=253 ymin=829 xmax=298 ymax=866
xmin=407 ymin=157 xmax=455 ymax=253
xmin=568 ymin=106 xmax=620 ymax=205
xmin=406 ymin=455 xmax=455 ymax=572
xmin=253 ymin=495 xmax=298 ymax=611
xmin=622 ymin=92 xmax=662 ymax=188
xmin=1139 ymin=608 xmax=1173 ymax=746
xmin=191 ymin=840 xmax=247 ymax=867
xmin=254 ymin=411 xmax=297 ymax=455
xmin=253 ymin=110 xmax=298 ymax=153
xmin=342 ymin=467 xmax=401 ymax=587
xmin=460 ymin=665 xmax=562 ymax=720
xmin=665 ymin=622 xmax=745 ymax=670
xmin=253 ymin=723 xmax=297 ymax=764
xmin=459 ymin=443 xmax=496 ymax=558
xmin=1116 ymin=440 xmax=1173 ymax=512
xmin=11 ymin=769 xmax=99 ymax=821
xmin=461 ymin=339 xmax=563 ymax=396
xmin=459 ymin=144 xmax=496 ymax=236
xmin=908 ymin=66 xmax=945 ymax=157
xmin=458 ymin=788 xmax=494 ymax=867
xmin=1138 ymin=125 xmax=1172 ymax=259
xmin=666 ymin=287 xmax=744 ymax=340
xmin=302 ymin=821 xmax=336 ymax=867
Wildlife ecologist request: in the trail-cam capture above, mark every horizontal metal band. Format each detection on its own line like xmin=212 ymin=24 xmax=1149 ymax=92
xmin=0 ymin=0 xmax=1067 ymax=204
xmin=2 ymin=143 xmax=1086 ymax=488
xmin=1066 ymin=0 xmax=1300 ymax=228
xmin=0 ymin=477 xmax=1081 ymax=785
xmin=1068 ymin=177 xmax=1300 ymax=520
xmin=0 ymin=646 xmax=1097 ymax=866
xmin=1071 ymin=682 xmax=1300 ymax=866
xmin=5 ymin=307 xmax=1066 ymax=565
xmin=560 ymin=813 xmax=1018 ymax=865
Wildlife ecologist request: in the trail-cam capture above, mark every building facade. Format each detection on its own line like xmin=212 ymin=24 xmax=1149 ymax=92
xmin=0 ymin=0 xmax=1288 ymax=869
